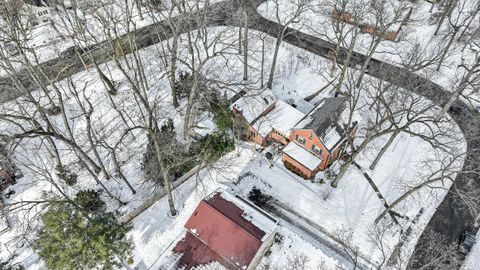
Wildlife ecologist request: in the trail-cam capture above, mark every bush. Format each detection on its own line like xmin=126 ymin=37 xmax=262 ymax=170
xmin=56 ymin=166 xmax=77 ymax=186
xmin=34 ymin=191 xmax=133 ymax=270
xmin=283 ymin=160 xmax=308 ymax=179
xmin=209 ymin=96 xmax=232 ymax=133
xmin=191 ymin=131 xmax=234 ymax=162
xmin=174 ymin=72 xmax=193 ymax=100
xmin=141 ymin=119 xmax=189 ymax=183
xmin=174 ymin=72 xmax=211 ymax=103
xmin=74 ymin=189 xmax=106 ymax=212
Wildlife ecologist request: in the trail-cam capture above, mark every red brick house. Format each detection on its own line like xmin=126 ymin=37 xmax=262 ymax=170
xmin=171 ymin=189 xmax=278 ymax=270
xmin=282 ymin=97 xmax=358 ymax=179
xmin=232 ymin=90 xmax=276 ymax=145
xmin=232 ymin=90 xmax=305 ymax=146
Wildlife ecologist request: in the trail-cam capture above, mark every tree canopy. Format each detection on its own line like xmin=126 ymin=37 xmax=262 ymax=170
xmin=33 ymin=190 xmax=133 ymax=270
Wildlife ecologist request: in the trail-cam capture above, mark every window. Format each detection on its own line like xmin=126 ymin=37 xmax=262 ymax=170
xmin=312 ymin=145 xmax=322 ymax=155
xmin=309 ymin=132 xmax=313 ymax=139
xmin=297 ymin=135 xmax=306 ymax=145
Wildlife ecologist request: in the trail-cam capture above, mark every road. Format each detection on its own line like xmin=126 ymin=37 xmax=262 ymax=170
xmin=0 ymin=1 xmax=235 ymax=102
xmin=241 ymin=2 xmax=480 ymax=268
xmin=0 ymin=0 xmax=479 ymax=268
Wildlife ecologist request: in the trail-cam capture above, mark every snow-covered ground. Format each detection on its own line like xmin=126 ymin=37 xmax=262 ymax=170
xmin=0 ymin=19 xmax=467 ymax=270
xmin=0 ymin=0 xmax=221 ymax=76
xmin=257 ymin=0 xmax=480 ymax=108
xmin=0 ymin=26 xmax=343 ymax=269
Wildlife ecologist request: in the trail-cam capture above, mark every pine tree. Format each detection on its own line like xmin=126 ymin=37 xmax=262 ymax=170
xmin=33 ymin=190 xmax=133 ymax=270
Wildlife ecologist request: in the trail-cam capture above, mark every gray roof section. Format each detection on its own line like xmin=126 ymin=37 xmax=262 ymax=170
xmin=297 ymin=97 xmax=348 ymax=140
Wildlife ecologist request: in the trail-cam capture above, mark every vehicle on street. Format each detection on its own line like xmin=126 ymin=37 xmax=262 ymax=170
xmin=3 ymin=42 xmax=20 ymax=56
xmin=459 ymin=231 xmax=476 ymax=255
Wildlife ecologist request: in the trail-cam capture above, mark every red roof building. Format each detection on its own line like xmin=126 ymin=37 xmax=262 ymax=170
xmin=172 ymin=189 xmax=278 ymax=270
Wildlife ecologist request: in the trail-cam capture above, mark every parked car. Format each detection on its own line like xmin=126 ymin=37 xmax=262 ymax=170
xmin=458 ymin=231 xmax=476 ymax=255
xmin=60 ymin=44 xmax=98 ymax=59
xmin=60 ymin=46 xmax=77 ymax=58
xmin=3 ymin=42 xmax=20 ymax=56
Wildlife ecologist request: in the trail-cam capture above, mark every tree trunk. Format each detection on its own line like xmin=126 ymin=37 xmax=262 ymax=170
xmin=261 ymin=37 xmax=265 ymax=88
xmin=370 ymin=130 xmax=400 ymax=170
xmin=355 ymin=39 xmax=381 ymax=88
xmin=135 ymin=0 xmax=144 ymax=20
xmin=267 ymin=28 xmax=286 ymax=89
xmin=331 ymin=151 xmax=357 ymax=188
xmin=183 ymin=73 xmax=199 ymax=141
xmin=335 ymin=29 xmax=358 ymax=95
xmin=151 ymin=131 xmax=177 ymax=216
xmin=111 ymin=149 xmax=136 ymax=194
xmin=97 ymin=67 xmax=117 ymax=95
xmin=436 ymin=29 xmax=458 ymax=71
xmin=170 ymin=36 xmax=180 ymax=108
xmin=434 ymin=0 xmax=458 ymax=36
xmin=429 ymin=0 xmax=437 ymax=13
xmin=238 ymin=27 xmax=242 ymax=55
xmin=375 ymin=176 xmax=450 ymax=223
xmin=243 ymin=10 xmax=248 ymax=81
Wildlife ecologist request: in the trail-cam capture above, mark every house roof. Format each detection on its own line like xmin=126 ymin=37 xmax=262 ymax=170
xmin=173 ymin=232 xmax=233 ymax=270
xmin=173 ymin=190 xmax=278 ymax=270
xmin=253 ymin=100 xmax=306 ymax=137
xmin=283 ymin=142 xmax=322 ymax=171
xmin=295 ymin=97 xmax=350 ymax=151
xmin=231 ymin=90 xmax=276 ymax=123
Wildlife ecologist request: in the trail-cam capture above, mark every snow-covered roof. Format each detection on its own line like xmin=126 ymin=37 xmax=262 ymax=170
xmin=231 ymin=90 xmax=276 ymax=123
xmin=253 ymin=100 xmax=306 ymax=137
xmin=295 ymin=97 xmax=351 ymax=151
xmin=213 ymin=190 xmax=278 ymax=240
xmin=174 ymin=189 xmax=278 ymax=269
xmin=322 ymin=126 xmax=342 ymax=150
xmin=283 ymin=142 xmax=322 ymax=171
xmin=193 ymin=261 xmax=228 ymax=270
xmin=293 ymin=99 xmax=315 ymax=114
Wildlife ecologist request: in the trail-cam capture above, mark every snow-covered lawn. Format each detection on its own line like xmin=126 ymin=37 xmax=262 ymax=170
xmin=0 ymin=21 xmax=467 ymax=270
xmin=230 ymin=129 xmax=464 ymax=268
xmin=0 ymin=25 xmax=341 ymax=268
xmin=257 ymin=0 xmax=480 ymax=108
xmin=0 ymin=0 xmax=221 ymax=76
xmin=130 ymin=122 xmax=465 ymax=269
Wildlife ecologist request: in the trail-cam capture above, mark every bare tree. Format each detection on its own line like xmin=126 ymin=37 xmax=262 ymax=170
xmin=266 ymin=0 xmax=310 ymax=89
xmin=333 ymin=226 xmax=360 ymax=270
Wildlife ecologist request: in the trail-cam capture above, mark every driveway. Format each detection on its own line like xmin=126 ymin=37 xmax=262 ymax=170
xmin=0 ymin=0 xmax=478 ymax=268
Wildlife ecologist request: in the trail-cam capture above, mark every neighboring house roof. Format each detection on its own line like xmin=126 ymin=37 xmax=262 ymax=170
xmin=292 ymin=99 xmax=315 ymax=114
xmin=295 ymin=97 xmax=350 ymax=151
xmin=231 ymin=90 xmax=276 ymax=123
xmin=253 ymin=100 xmax=306 ymax=137
xmin=283 ymin=142 xmax=322 ymax=171
xmin=173 ymin=189 xmax=278 ymax=270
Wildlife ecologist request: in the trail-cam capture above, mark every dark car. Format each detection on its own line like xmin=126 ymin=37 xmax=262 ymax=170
xmin=60 ymin=44 xmax=97 ymax=59
xmin=3 ymin=42 xmax=20 ymax=56
xmin=60 ymin=46 xmax=82 ymax=58
xmin=459 ymin=231 xmax=476 ymax=255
